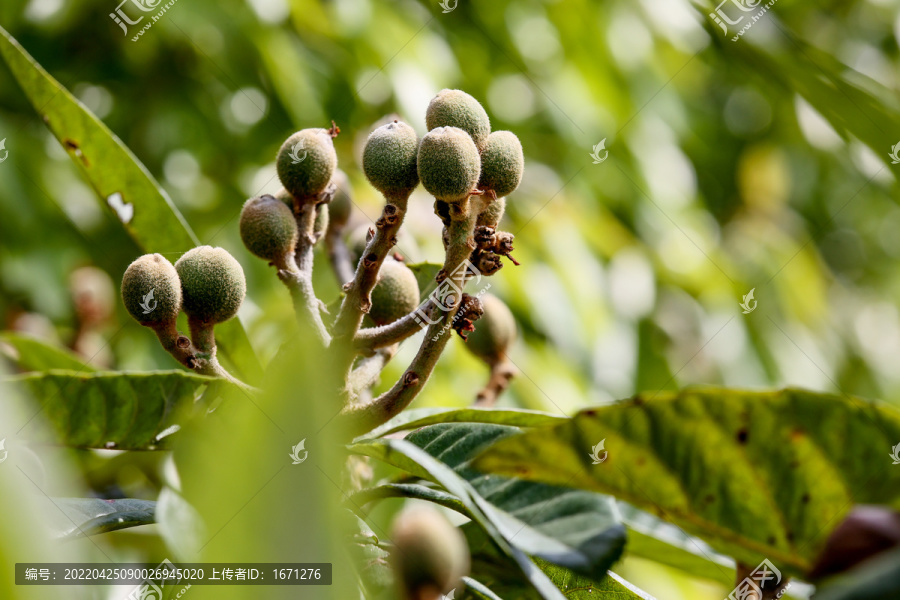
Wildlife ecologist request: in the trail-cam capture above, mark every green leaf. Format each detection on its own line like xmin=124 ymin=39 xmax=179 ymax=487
xmin=356 ymin=406 xmax=566 ymax=440
xmin=812 ymin=545 xmax=900 ymax=600
xmin=618 ymin=502 xmax=734 ymax=586
xmin=349 ymin=436 xmax=569 ymax=599
xmin=405 ymin=423 xmax=626 ymax=582
xmin=0 ymin=25 xmax=262 ymax=383
xmin=720 ymin=22 xmax=900 ymax=160
xmin=462 ymin=525 xmax=650 ymax=600
xmin=8 ymin=369 xmax=216 ymax=450
xmin=472 ymin=387 xmax=900 ymax=574
xmin=351 ymin=482 xmax=471 ymax=517
xmin=50 ymin=498 xmax=156 ymax=538
xmin=461 ymin=576 xmax=506 ymax=600
xmin=0 ymin=332 xmax=95 ymax=372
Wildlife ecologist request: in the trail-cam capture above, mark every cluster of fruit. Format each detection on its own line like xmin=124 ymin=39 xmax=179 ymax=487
xmin=121 ymin=89 xmax=524 ymax=412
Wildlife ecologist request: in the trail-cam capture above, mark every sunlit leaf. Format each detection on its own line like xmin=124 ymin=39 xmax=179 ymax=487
xmin=473 ymin=387 xmax=900 ymax=574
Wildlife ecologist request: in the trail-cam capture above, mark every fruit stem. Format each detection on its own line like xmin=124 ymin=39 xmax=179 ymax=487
xmin=340 ymin=195 xmax=486 ymax=436
xmin=473 ymin=359 xmax=517 ymax=407
xmin=281 ymin=201 xmax=332 ymax=347
xmin=332 ymin=193 xmax=411 ymax=342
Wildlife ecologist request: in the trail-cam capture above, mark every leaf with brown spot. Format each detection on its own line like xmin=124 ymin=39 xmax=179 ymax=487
xmin=472 ymin=387 xmax=900 ymax=576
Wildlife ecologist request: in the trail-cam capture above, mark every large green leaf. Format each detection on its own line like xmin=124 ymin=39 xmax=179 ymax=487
xmin=812 ymin=545 xmax=900 ymax=600
xmin=0 ymin=25 xmax=261 ymax=383
xmin=0 ymin=332 xmax=95 ymax=372
xmin=472 ymin=387 xmax=900 ymax=575
xmin=8 ymin=369 xmax=217 ymax=450
xmin=404 ymin=423 xmax=626 ymax=582
xmin=349 ymin=436 xmax=569 ymax=599
xmin=49 ymin=498 xmax=156 ymax=538
xmin=357 ymin=406 xmax=566 ymax=440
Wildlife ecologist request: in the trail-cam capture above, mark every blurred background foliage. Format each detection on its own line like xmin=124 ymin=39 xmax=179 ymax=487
xmin=2 ymin=0 xmax=900 ymax=598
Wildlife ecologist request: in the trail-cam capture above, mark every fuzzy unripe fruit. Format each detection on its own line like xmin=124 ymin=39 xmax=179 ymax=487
xmin=175 ymin=246 xmax=246 ymax=324
xmin=363 ymin=120 xmax=419 ymax=200
xmin=464 ymin=294 xmax=516 ymax=365
xmin=121 ymin=254 xmax=182 ymax=326
xmin=328 ymin=169 xmax=353 ymax=231
xmin=477 ymin=196 xmax=506 ymax=229
xmin=478 ymin=131 xmax=524 ymax=198
xmin=417 ymin=127 xmax=481 ymax=203
xmin=425 ymin=89 xmax=491 ymax=151
xmin=276 ymin=128 xmax=337 ymax=200
xmin=369 ymin=259 xmax=420 ymax=326
xmin=239 ymin=195 xmax=299 ymax=265
xmin=390 ymin=506 xmax=469 ymax=600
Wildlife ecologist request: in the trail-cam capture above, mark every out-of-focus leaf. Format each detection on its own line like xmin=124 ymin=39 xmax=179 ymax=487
xmin=463 ymin=524 xmax=652 ymax=599
xmin=618 ymin=502 xmax=734 ymax=586
xmin=357 ymin=406 xmax=566 ymax=440
xmin=811 ymin=545 xmax=900 ymax=600
xmin=405 ymin=423 xmax=626 ymax=582
xmin=351 ymin=482 xmax=471 ymax=516
xmin=349 ymin=436 xmax=568 ymax=599
xmin=348 ymin=513 xmax=393 ymax=599
xmin=700 ymin=10 xmax=900 ymax=159
xmin=8 ymin=369 xmax=216 ymax=450
xmin=156 ymin=487 xmax=204 ymax=560
xmin=51 ymin=498 xmax=156 ymax=538
xmin=0 ymin=25 xmax=262 ymax=383
xmin=0 ymin=332 xmax=95 ymax=372
xmin=461 ymin=576 xmax=505 ymax=600
xmin=473 ymin=387 xmax=900 ymax=574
